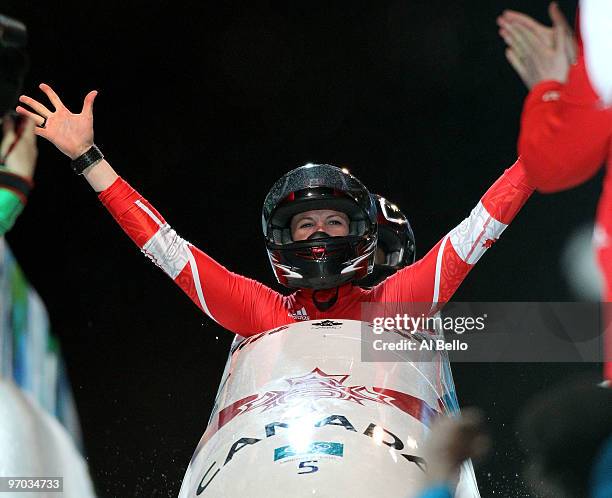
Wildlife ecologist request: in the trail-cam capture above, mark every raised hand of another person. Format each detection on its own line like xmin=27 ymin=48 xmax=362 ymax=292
xmin=497 ymin=2 xmax=576 ymax=89
xmin=0 ymin=116 xmax=37 ymax=180
xmin=16 ymin=83 xmax=97 ymax=160
xmin=417 ymin=409 xmax=490 ymax=494
xmin=498 ymin=2 xmax=576 ymax=62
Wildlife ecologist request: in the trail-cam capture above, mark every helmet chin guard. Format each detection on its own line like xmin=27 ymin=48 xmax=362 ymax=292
xmin=262 ymin=164 xmax=377 ymax=290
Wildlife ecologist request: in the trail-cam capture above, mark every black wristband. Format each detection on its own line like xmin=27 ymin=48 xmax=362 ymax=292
xmin=0 ymin=169 xmax=32 ymax=202
xmin=71 ymin=145 xmax=104 ymax=175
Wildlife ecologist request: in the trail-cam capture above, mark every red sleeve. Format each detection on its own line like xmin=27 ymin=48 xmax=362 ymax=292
xmin=98 ymin=177 xmax=287 ymax=336
xmin=373 ymin=160 xmax=534 ymax=307
xmin=518 ymin=53 xmax=612 ymax=193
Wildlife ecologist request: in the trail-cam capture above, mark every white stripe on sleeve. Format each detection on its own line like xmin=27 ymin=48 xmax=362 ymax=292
xmin=185 ymin=246 xmax=218 ymax=323
xmin=135 ymin=200 xmax=164 ymax=226
xmin=449 ymin=201 xmax=508 ymax=265
xmin=141 ymin=224 xmax=190 ymax=279
xmin=432 ymin=234 xmax=449 ymax=306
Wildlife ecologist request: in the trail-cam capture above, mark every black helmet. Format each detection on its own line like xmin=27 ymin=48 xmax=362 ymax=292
xmin=359 ymin=194 xmax=416 ymax=287
xmin=262 ymin=163 xmax=377 ymax=289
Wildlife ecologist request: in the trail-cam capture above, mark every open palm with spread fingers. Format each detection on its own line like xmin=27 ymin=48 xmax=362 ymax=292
xmin=497 ymin=2 xmax=576 ymax=89
xmin=16 ymin=83 xmax=98 ymax=160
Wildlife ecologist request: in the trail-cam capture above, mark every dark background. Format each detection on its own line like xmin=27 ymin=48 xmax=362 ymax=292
xmin=3 ymin=1 xmax=603 ymax=496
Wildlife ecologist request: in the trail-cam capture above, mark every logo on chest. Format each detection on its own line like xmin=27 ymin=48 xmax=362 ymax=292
xmin=289 ymin=306 xmax=310 ymax=321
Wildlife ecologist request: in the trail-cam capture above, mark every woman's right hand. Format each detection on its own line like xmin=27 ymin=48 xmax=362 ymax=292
xmin=16 ymin=83 xmax=98 ymax=160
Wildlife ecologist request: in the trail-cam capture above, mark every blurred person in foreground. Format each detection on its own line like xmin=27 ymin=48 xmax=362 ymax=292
xmin=497 ymin=2 xmax=612 ymax=381
xmin=0 ymin=14 xmax=36 ymax=235
xmin=517 ymin=377 xmax=612 ymax=498
xmin=0 ymin=115 xmax=37 ymax=235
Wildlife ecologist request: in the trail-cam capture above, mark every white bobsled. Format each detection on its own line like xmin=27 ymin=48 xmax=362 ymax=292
xmin=178 ymin=320 xmax=480 ymax=498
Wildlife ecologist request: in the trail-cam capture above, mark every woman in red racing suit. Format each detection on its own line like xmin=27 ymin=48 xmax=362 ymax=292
xmin=16 ymin=84 xmax=533 ymax=337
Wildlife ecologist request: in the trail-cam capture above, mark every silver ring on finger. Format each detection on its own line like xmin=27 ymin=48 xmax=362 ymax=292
xmin=37 ymin=117 xmax=47 ymax=129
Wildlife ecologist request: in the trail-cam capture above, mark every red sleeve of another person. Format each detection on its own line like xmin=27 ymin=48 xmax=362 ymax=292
xmin=518 ymin=51 xmax=612 ymax=193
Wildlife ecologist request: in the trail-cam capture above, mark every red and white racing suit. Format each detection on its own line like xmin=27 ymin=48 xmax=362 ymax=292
xmin=518 ymin=12 xmax=612 ymax=380
xmin=99 ymin=160 xmax=532 ymax=337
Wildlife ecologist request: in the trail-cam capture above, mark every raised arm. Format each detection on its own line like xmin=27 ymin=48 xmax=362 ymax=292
xmin=16 ymin=84 xmax=286 ymax=336
xmin=375 ymin=160 xmax=534 ymax=306
xmin=97 ymin=176 xmax=286 ymax=335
